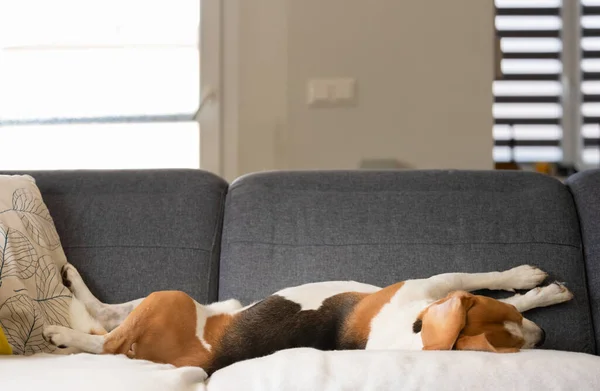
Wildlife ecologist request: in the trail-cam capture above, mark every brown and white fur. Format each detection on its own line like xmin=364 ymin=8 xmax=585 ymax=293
xmin=43 ymin=264 xmax=573 ymax=375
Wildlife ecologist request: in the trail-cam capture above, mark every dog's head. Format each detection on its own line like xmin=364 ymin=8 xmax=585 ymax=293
xmin=413 ymin=291 xmax=545 ymax=352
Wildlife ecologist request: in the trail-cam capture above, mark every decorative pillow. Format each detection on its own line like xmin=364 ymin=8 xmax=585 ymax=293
xmin=0 ymin=174 xmax=71 ymax=355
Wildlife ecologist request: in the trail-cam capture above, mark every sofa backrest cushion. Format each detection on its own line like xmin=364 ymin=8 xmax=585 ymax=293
xmin=2 ymin=169 xmax=228 ymax=304
xmin=220 ymin=170 xmax=595 ymax=354
xmin=566 ymin=169 xmax=600 ymax=353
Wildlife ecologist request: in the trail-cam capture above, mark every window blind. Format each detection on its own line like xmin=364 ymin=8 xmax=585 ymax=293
xmin=582 ymin=0 xmax=600 ymax=166
xmin=493 ymin=0 xmax=563 ymax=163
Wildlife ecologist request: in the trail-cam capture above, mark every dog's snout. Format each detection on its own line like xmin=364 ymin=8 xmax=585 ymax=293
xmin=535 ymin=328 xmax=546 ymax=347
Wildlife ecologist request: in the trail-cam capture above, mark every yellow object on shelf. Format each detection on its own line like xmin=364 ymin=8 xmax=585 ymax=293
xmin=0 ymin=326 xmax=12 ymax=354
xmin=535 ymin=162 xmax=556 ymax=176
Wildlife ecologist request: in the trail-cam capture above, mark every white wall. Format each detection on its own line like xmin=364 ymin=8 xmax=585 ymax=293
xmin=221 ymin=0 xmax=494 ymax=181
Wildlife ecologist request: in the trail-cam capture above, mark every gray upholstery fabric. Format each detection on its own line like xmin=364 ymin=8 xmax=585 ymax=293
xmin=1 ymin=169 xmax=228 ymax=304
xmin=566 ymin=169 xmax=600 ymax=353
xmin=220 ymin=170 xmax=595 ymax=354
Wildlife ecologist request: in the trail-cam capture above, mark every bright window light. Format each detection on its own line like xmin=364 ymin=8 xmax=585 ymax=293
xmin=495 ymin=16 xmax=561 ymax=31
xmin=0 ymin=123 xmax=199 ymax=170
xmin=493 ymin=104 xmax=562 ymax=119
xmin=495 ymin=0 xmax=561 ymax=7
xmin=0 ymin=0 xmax=201 ymax=170
xmin=493 ymin=81 xmax=562 ymax=96
xmin=501 ymin=38 xmax=561 ymax=53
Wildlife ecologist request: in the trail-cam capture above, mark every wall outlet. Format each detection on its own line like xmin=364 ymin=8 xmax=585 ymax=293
xmin=307 ymin=78 xmax=357 ymax=107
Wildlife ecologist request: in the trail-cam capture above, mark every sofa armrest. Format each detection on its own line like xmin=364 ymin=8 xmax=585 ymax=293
xmin=566 ymin=169 xmax=600 ymax=353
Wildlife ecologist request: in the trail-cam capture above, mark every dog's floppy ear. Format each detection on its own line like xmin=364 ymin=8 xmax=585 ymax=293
xmin=455 ymin=333 xmax=520 ymax=353
xmin=417 ymin=291 xmax=475 ymax=350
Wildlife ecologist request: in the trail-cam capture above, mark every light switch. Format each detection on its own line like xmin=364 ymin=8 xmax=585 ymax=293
xmin=307 ymin=78 xmax=356 ymax=107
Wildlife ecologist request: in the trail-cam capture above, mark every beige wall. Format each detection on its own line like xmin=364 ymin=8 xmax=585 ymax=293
xmin=221 ymin=0 xmax=494 ymax=181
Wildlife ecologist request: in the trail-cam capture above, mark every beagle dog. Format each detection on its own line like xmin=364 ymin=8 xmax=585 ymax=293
xmin=43 ymin=264 xmax=573 ymax=375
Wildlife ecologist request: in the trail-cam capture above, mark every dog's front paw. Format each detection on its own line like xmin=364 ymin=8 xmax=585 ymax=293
xmin=502 ymin=265 xmax=548 ymax=291
xmin=43 ymin=325 xmax=72 ymax=349
xmin=524 ymin=282 xmax=574 ymax=306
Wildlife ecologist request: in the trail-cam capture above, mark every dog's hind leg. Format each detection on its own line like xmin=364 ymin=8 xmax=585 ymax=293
xmin=62 ymin=263 xmax=144 ymax=332
xmin=45 ymin=290 xmax=209 ymax=369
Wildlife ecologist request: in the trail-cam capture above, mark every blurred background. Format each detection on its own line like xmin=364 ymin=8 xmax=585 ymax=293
xmin=0 ymin=0 xmax=596 ymax=181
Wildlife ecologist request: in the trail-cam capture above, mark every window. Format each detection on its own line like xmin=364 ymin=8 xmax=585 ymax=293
xmin=494 ymin=0 xmax=600 ymax=169
xmin=493 ymin=0 xmax=563 ymax=165
xmin=582 ymin=0 xmax=600 ymax=166
xmin=0 ymin=0 xmax=202 ymax=170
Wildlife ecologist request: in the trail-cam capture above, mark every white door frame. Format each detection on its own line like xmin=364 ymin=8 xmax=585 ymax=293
xmin=199 ymin=0 xmax=223 ymax=175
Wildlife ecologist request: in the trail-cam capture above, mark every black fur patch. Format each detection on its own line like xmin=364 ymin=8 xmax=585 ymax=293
xmin=206 ymin=293 xmax=364 ymax=375
xmin=412 ymin=318 xmax=423 ymax=333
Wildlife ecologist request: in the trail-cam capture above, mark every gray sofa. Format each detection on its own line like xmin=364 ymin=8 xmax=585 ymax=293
xmin=5 ymin=168 xmax=600 ymax=389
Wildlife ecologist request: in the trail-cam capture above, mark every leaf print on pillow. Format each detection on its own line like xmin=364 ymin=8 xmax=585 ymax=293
xmin=0 ymin=224 xmax=37 ymax=286
xmin=0 ymin=294 xmax=54 ymax=355
xmin=11 ymin=188 xmax=61 ymax=250
xmin=34 ymin=256 xmax=71 ymax=326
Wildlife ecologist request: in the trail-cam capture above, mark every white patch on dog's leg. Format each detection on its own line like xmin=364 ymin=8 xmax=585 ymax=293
xmin=500 ymin=282 xmax=574 ymax=312
xmin=500 ymin=293 xmax=525 ymax=310
xmin=43 ymin=325 xmax=104 ymax=354
xmin=62 ymin=263 xmax=144 ymax=331
xmin=97 ymin=299 xmax=145 ymax=331
xmin=69 ymin=297 xmax=106 ymax=335
xmin=62 ymin=264 xmax=104 ymax=314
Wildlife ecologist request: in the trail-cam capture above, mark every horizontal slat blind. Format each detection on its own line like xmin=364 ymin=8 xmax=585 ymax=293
xmin=581 ymin=0 xmax=600 ymax=165
xmin=493 ymin=0 xmax=563 ymax=163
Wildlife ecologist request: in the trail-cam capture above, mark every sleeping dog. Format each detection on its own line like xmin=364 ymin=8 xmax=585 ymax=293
xmin=43 ymin=264 xmax=573 ymax=375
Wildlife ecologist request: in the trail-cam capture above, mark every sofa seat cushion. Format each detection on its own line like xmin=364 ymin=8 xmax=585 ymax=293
xmin=208 ymin=348 xmax=600 ymax=391
xmin=1 ymin=353 xmax=208 ymax=391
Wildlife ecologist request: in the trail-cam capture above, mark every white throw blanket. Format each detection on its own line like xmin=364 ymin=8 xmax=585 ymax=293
xmin=2 ymin=349 xmax=600 ymax=391
xmin=0 ymin=353 xmax=207 ymax=391
xmin=207 ymin=348 xmax=600 ymax=391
